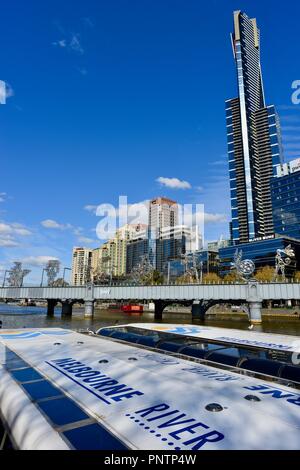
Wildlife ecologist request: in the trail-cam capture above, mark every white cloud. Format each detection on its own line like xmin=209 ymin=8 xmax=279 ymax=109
xmin=85 ymin=200 xmax=150 ymax=225
xmin=41 ymin=219 xmax=72 ymax=230
xmin=5 ymin=83 xmax=14 ymax=99
xmin=73 ymin=227 xmax=83 ymax=236
xmin=0 ymin=238 xmax=20 ymax=248
xmin=84 ymin=205 xmax=98 ymax=213
xmin=52 ymin=33 xmax=84 ymax=55
xmin=82 ymin=17 xmax=94 ymax=28
xmin=0 ymin=221 xmax=32 ymax=249
xmin=58 ymin=39 xmax=66 ymax=48
xmin=70 ymin=34 xmax=84 ymax=54
xmin=77 ymin=67 xmax=87 ymax=76
xmin=0 ymin=222 xmax=31 ymax=236
xmin=0 ymin=193 xmax=7 ymax=202
xmin=0 ymin=82 xmax=14 ymax=104
xmin=204 ymin=213 xmax=228 ymax=224
xmin=21 ymin=256 xmax=60 ymax=267
xmin=78 ymin=236 xmax=97 ymax=245
xmin=0 ymin=223 xmax=12 ymax=234
xmin=210 ymin=159 xmax=227 ymax=166
xmin=156 ymin=177 xmax=191 ymax=190
xmin=41 ymin=219 xmax=86 ymax=243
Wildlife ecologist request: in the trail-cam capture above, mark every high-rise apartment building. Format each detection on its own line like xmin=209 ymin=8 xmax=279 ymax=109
xmin=148 ymin=197 xmax=178 ymax=267
xmin=227 ymin=11 xmax=283 ymax=244
xmin=71 ymin=247 xmax=92 ymax=286
xmin=126 ymin=224 xmax=202 ymax=274
xmin=156 ymin=225 xmax=201 ymax=272
xmin=91 ymin=224 xmax=147 ymax=280
xmin=271 ymin=158 xmax=300 ymax=240
xmin=148 ymin=197 xmax=178 ymax=235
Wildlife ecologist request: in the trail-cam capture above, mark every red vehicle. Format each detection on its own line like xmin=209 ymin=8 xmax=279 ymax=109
xmin=121 ymin=304 xmax=143 ymax=315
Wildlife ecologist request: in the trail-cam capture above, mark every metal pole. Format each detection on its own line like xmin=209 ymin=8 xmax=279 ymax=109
xmin=167 ymin=262 xmax=170 ymax=284
xmin=2 ymin=271 xmax=7 ymax=288
xmin=2 ymin=270 xmax=11 ymax=288
xmin=63 ymin=267 xmax=71 ymax=282
xmin=40 ymin=269 xmax=45 ymax=287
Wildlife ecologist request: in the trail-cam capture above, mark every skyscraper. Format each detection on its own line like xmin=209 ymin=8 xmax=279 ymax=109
xmin=148 ymin=197 xmax=178 ymax=266
xmin=226 ymin=11 xmax=283 ymax=244
xmin=271 ymin=158 xmax=300 ymax=240
xmin=148 ymin=197 xmax=178 ymax=235
xmin=71 ymin=247 xmax=92 ymax=286
xmin=91 ymin=224 xmax=147 ymax=280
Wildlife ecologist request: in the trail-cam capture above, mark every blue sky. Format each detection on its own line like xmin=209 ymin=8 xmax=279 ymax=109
xmin=1 ymin=0 xmax=300 ymax=283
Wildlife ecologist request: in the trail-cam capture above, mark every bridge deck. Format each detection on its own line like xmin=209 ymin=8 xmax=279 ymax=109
xmin=0 ymin=282 xmax=300 ymax=301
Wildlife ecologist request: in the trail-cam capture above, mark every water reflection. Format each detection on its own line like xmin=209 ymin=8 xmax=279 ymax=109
xmin=0 ymin=303 xmax=300 ymax=336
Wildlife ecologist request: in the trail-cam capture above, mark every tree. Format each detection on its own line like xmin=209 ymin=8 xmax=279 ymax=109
xmin=255 ymin=266 xmax=274 ymax=282
xmin=223 ymin=272 xmax=239 ymax=283
xmin=130 ymin=255 xmax=154 ymax=285
xmin=45 ymin=260 xmax=60 ymax=286
xmin=51 ymin=278 xmax=69 ymax=287
xmin=176 ymin=274 xmax=192 ymax=285
xmin=203 ymin=273 xmax=221 ymax=284
xmin=8 ymin=262 xmax=31 ymax=287
xmin=143 ymin=270 xmax=164 ymax=286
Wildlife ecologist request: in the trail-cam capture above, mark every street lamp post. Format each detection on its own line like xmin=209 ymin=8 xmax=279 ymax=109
xmin=40 ymin=268 xmax=46 ymax=287
xmin=110 ymin=263 xmax=117 ymax=285
xmin=199 ymin=261 xmax=203 ymax=284
xmin=63 ymin=267 xmax=71 ymax=283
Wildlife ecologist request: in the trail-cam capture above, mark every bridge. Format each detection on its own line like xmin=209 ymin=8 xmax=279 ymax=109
xmin=1 ymin=281 xmax=300 ymax=323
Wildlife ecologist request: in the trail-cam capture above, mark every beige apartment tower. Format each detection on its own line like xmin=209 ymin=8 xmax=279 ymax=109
xmin=71 ymin=247 xmax=92 ymax=286
xmin=91 ymin=224 xmax=147 ymax=280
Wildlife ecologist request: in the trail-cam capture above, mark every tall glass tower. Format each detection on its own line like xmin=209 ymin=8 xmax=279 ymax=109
xmin=226 ymin=11 xmax=283 ymax=244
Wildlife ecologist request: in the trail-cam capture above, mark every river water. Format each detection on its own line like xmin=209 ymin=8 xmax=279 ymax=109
xmin=1 ymin=303 xmax=300 ymax=336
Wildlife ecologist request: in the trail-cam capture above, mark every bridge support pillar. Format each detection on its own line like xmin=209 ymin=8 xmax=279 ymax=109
xmin=84 ymin=300 xmax=94 ymax=318
xmin=61 ymin=300 xmax=73 ymax=316
xmin=249 ymin=301 xmax=262 ymax=324
xmin=47 ymin=299 xmax=57 ymax=316
xmin=154 ymin=300 xmax=165 ymax=321
xmin=191 ymin=302 xmax=205 ymax=320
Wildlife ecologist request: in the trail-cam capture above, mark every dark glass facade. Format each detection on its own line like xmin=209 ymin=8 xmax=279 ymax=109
xmin=126 ymin=238 xmax=149 ymax=274
xmin=126 ymin=236 xmax=189 ymax=275
xmin=219 ymin=237 xmax=300 ymax=277
xmin=227 ymin=11 xmax=283 ymax=244
xmin=271 ymin=171 xmax=300 ymax=240
xmin=156 ymin=236 xmax=188 ymax=273
xmin=163 ymin=251 xmax=220 ymax=281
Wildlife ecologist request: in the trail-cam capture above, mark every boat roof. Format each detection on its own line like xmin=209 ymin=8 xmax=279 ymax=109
xmin=0 ymin=327 xmax=300 ymax=450
xmin=122 ymin=323 xmax=300 ymax=353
